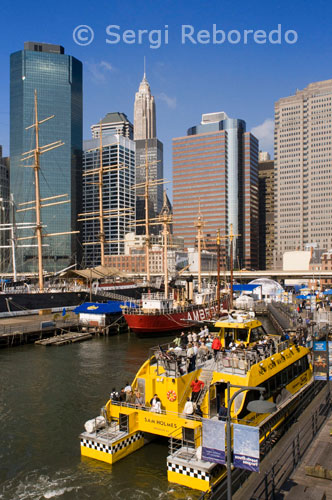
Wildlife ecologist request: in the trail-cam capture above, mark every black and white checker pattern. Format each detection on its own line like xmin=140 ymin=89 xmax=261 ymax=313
xmin=80 ymin=432 xmax=144 ymax=455
xmin=80 ymin=438 xmax=112 ymax=453
xmin=112 ymin=432 xmax=144 ymax=453
xmin=167 ymin=462 xmax=209 ymax=481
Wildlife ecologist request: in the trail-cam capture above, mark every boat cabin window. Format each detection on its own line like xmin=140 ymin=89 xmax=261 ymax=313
xmin=224 ymin=328 xmax=249 ymax=346
xmin=249 ymin=326 xmax=266 ymax=343
xmin=236 ymin=355 xmax=310 ymax=420
xmin=236 ymin=329 xmax=249 ymax=343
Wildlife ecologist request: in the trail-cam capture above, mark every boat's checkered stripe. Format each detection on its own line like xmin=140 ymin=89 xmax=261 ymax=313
xmin=80 ymin=438 xmax=112 ymax=453
xmin=167 ymin=462 xmax=209 ymax=481
xmin=80 ymin=432 xmax=144 ymax=455
xmin=112 ymin=432 xmax=144 ymax=453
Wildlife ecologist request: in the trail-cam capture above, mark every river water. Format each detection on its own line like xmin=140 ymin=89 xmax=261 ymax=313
xmin=0 ymin=318 xmax=274 ymax=500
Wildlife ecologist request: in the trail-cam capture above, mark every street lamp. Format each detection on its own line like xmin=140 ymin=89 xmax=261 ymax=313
xmin=226 ymin=382 xmax=277 ymax=500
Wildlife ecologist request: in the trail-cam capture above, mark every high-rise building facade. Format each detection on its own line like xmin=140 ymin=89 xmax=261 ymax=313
xmin=173 ymin=112 xmax=259 ymax=269
xmin=134 ymin=71 xmax=163 ymax=228
xmin=0 ymin=146 xmax=10 ymax=272
xmin=10 ymin=42 xmax=82 ymax=273
xmin=258 ymin=152 xmax=274 ymax=270
xmin=91 ymin=112 xmax=133 ymax=140
xmin=82 ymin=134 xmax=135 ymax=267
xmin=135 ymin=138 xmax=164 ymax=225
xmin=274 ymin=79 xmax=332 ymax=268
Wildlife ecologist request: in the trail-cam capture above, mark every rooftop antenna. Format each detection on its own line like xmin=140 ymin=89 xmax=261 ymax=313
xmin=143 ymin=56 xmax=146 ymax=79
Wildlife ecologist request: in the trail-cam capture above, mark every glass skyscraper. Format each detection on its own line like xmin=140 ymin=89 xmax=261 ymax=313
xmin=82 ymin=134 xmax=136 ymax=267
xmin=10 ymin=42 xmax=82 ymax=273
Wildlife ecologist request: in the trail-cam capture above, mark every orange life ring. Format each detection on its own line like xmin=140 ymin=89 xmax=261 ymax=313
xmin=167 ymin=390 xmax=177 ymax=402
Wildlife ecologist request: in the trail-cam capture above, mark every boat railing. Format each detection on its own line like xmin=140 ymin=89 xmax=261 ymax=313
xmin=107 ymin=399 xmax=202 ymax=422
xmin=147 ymin=337 xmax=301 ymax=379
xmin=168 ymin=422 xmax=202 ymax=460
xmin=121 ymin=304 xmax=192 ymax=315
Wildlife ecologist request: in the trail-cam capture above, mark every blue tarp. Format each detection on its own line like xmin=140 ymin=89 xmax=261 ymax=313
xmin=296 ymin=294 xmax=315 ymax=300
xmin=233 ymin=284 xmax=260 ymax=292
xmin=73 ymin=301 xmax=137 ymax=315
xmin=323 ymin=290 xmax=332 ymax=295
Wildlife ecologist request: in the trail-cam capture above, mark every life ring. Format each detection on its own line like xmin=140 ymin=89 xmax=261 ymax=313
xmin=167 ymin=390 xmax=177 ymax=402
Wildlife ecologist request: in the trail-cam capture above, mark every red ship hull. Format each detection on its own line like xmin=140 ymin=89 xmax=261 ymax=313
xmin=123 ymin=303 xmax=219 ymax=334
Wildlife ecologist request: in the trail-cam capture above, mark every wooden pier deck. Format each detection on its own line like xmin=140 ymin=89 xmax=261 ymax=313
xmin=35 ymin=331 xmax=93 ymax=346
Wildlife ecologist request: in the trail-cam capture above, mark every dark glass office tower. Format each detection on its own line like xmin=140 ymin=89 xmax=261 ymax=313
xmin=10 ymin=42 xmax=82 ymax=273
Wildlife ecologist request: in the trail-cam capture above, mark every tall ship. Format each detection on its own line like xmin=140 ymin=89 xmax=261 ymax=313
xmin=79 ymin=314 xmax=313 ymax=495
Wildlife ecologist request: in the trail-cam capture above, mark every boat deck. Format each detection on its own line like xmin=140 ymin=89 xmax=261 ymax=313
xmin=151 ymin=337 xmax=293 ymax=379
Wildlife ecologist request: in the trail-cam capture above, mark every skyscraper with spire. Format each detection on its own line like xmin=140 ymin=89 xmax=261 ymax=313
xmin=134 ymin=62 xmax=156 ymax=140
xmin=134 ymin=64 xmax=163 ymax=231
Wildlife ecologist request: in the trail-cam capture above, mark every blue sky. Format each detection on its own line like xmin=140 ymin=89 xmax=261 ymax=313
xmin=0 ymin=0 xmax=331 ymax=199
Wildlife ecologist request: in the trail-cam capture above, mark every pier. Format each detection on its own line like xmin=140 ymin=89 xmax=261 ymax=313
xmin=35 ymin=331 xmax=93 ymax=346
xmin=0 ymin=312 xmax=80 ymax=347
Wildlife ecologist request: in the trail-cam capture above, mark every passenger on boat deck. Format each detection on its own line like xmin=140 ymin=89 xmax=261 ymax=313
xmin=110 ymin=388 xmax=120 ymax=401
xmin=191 ymin=378 xmax=204 ymax=402
xmin=187 ymin=343 xmax=196 ymax=372
xmin=206 ymin=336 xmax=213 ymax=349
xmin=124 ymin=382 xmax=132 ymax=402
xmin=127 ymin=391 xmax=136 ymax=404
xmin=180 ymin=331 xmax=187 ymax=348
xmin=134 ymin=390 xmax=144 ymax=408
xmin=192 ymin=332 xmax=198 ymax=342
xmin=212 ymin=335 xmax=221 ymax=360
xmin=183 ymin=397 xmax=194 ymax=416
xmin=218 ymin=403 xmax=227 ymax=421
xmin=198 ymin=342 xmax=209 ymax=359
xmin=150 ymin=394 xmax=162 ymax=413
xmin=119 ymin=388 xmax=126 ymax=402
xmin=173 ymin=335 xmax=181 ymax=347
xmin=194 ymin=404 xmax=203 ymax=418
xmin=199 ymin=329 xmax=205 ymax=338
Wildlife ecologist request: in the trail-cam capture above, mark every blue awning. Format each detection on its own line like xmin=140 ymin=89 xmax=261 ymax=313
xmin=74 ymin=301 xmax=137 ymax=315
xmin=296 ymin=294 xmax=315 ymax=300
xmin=323 ymin=289 xmax=332 ymax=295
xmin=233 ymin=284 xmax=260 ymax=292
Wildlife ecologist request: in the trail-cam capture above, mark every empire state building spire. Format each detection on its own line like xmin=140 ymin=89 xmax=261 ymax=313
xmin=134 ymin=61 xmax=156 ymax=140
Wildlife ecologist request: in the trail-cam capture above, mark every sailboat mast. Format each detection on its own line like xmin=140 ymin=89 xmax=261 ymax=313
xmin=229 ymin=225 xmax=234 ymax=310
xmin=144 ymin=140 xmax=150 ymax=283
xmin=98 ymin=121 xmax=105 ymax=266
xmin=195 ymin=210 xmax=203 ymax=294
xmin=217 ymin=229 xmax=221 ymax=313
xmin=161 ymin=191 xmax=169 ymax=299
xmin=33 ymin=90 xmax=44 ymax=292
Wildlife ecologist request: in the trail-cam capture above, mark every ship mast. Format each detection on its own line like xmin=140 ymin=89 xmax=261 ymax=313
xmin=21 ymin=90 xmax=67 ymax=292
xmin=133 ymin=140 xmax=165 ymax=286
xmin=194 ymin=204 xmax=204 ymax=294
xmin=144 ymin=140 xmax=150 ymax=283
xmin=217 ymin=229 xmax=221 ymax=314
xmin=222 ymin=223 xmax=240 ymax=310
xmin=98 ymin=121 xmax=105 ymax=266
xmin=160 ymin=190 xmax=172 ymax=299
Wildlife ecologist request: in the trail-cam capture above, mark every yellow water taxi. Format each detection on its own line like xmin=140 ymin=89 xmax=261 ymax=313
xmin=80 ymin=315 xmax=313 ymax=493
